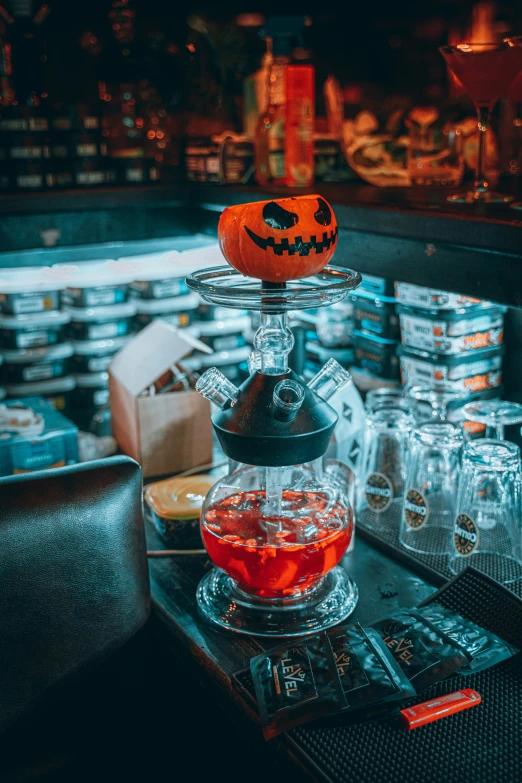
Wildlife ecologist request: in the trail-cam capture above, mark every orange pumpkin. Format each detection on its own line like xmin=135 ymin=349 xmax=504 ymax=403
xmin=218 ymin=195 xmax=338 ymax=282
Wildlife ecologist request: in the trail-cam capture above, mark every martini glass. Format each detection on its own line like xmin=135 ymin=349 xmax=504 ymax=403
xmin=507 ymin=47 xmax=522 ymax=211
xmin=440 ymin=38 xmax=522 ymax=204
xmin=462 ymin=400 xmax=522 ymax=439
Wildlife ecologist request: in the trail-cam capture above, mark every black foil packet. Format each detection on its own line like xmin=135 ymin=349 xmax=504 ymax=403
xmin=372 ymin=609 xmax=471 ymax=691
xmin=417 ymin=602 xmax=518 ymax=675
xmin=327 ymin=624 xmax=416 ymax=710
xmin=250 ymin=633 xmax=347 ymax=740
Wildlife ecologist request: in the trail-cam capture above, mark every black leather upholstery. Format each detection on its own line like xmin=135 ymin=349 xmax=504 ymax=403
xmin=0 ymin=456 xmax=150 ymax=735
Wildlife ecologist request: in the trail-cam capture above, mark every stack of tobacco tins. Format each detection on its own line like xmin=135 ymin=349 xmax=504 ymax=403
xmin=349 ymin=274 xmax=401 ymax=390
xmin=191 ymin=311 xmax=251 ymax=383
xmin=49 ymin=104 xmax=115 ymax=189
xmin=0 ymin=240 xmax=261 ymax=430
xmin=0 ymin=268 xmax=74 ymax=413
xmin=55 ymin=261 xmax=137 ymax=432
xmin=124 ymin=242 xmax=251 ymax=385
xmin=0 ymin=104 xmax=116 ymax=192
xmin=301 ymin=298 xmax=355 ymax=381
xmin=395 ymin=283 xmax=504 ymax=432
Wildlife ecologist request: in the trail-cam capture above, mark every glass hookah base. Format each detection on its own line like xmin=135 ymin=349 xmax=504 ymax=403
xmin=197 ymin=566 xmax=358 ymax=637
xmin=447 ymin=190 xmax=513 ymax=204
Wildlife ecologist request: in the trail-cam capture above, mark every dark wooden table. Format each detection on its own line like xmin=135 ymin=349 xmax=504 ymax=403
xmin=148 ymin=522 xmax=438 ymax=781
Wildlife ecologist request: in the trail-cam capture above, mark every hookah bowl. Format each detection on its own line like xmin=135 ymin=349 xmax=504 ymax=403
xmin=186 ymin=196 xmax=362 ymax=637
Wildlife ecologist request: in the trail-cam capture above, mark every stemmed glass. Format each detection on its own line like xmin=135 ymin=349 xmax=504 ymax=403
xmin=462 ymin=400 xmax=522 ymax=439
xmin=406 ymin=384 xmax=465 ymax=423
xmin=507 ymin=41 xmax=522 ymax=211
xmin=439 ymin=37 xmax=522 ymax=204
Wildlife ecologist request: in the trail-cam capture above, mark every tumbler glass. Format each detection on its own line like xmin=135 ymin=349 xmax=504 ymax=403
xmin=407 ymin=122 xmax=464 ymax=187
xmin=399 ymin=422 xmax=463 ymax=555
xmin=358 ymin=406 xmax=415 ymax=533
xmin=449 ymin=440 xmax=522 ymax=584
xmin=365 ymin=387 xmax=416 ymax=416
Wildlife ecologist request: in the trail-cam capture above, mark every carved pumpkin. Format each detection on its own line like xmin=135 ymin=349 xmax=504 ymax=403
xmin=218 ymin=195 xmax=338 ymax=282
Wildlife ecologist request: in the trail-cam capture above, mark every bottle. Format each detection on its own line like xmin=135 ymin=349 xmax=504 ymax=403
xmin=0 ymin=17 xmax=15 ymax=107
xmin=6 ymin=0 xmax=51 ymax=108
xmin=243 ymin=41 xmax=271 ymax=139
xmin=285 ymin=46 xmax=315 ymax=187
xmin=254 ymin=32 xmax=289 ymax=186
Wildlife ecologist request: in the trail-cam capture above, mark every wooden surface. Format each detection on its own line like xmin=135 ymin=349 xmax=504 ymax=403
xmin=148 ymin=521 xmax=438 ymax=781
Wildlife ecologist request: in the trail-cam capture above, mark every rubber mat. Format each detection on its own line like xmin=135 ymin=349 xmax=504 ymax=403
xmin=233 ymin=568 xmax=522 ymax=783
xmin=357 ymin=505 xmax=522 ymax=599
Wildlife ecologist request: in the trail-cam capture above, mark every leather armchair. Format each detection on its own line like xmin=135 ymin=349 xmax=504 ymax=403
xmin=0 ymin=455 xmax=150 ymax=736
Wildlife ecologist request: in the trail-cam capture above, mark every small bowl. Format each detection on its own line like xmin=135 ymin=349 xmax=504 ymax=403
xmin=346 ymin=134 xmax=411 ymax=187
xmin=144 ymin=474 xmax=216 ymax=548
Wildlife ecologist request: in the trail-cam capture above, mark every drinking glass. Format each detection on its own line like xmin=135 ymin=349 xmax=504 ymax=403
xmin=365 ymin=387 xmax=415 ymax=416
xmin=449 ymin=440 xmax=522 ymax=584
xmin=358 ymin=406 xmax=415 ymax=534
xmin=439 ymin=38 xmax=522 ymax=204
xmin=462 ymin=400 xmax=522 ymax=439
xmin=507 ymin=39 xmax=522 ymax=210
xmin=406 ymin=384 xmax=466 ymax=423
xmin=407 ymin=122 xmax=464 ymax=187
xmin=399 ymin=422 xmax=463 ymax=555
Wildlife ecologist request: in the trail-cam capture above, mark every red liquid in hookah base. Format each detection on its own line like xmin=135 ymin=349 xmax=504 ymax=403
xmin=202 ymin=490 xmax=352 ymax=597
xmin=442 ymin=48 xmax=522 ymax=108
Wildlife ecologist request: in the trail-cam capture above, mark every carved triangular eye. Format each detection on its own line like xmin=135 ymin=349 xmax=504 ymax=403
xmin=262 ymin=201 xmax=299 ymax=230
xmin=314 ymin=198 xmax=332 ymax=226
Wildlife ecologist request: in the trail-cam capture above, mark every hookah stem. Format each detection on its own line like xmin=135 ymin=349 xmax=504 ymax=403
xmin=261 ymin=280 xmax=287 ymax=542
xmin=265 ymin=465 xmax=284 ymax=542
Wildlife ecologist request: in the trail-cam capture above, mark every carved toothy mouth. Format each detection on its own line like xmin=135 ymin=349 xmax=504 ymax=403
xmin=244 ymin=226 xmax=338 ymax=256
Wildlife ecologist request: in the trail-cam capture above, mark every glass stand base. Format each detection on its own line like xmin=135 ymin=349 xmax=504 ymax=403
xmin=447 ymin=191 xmax=513 ymax=204
xmin=197 ymin=566 xmax=359 ymax=637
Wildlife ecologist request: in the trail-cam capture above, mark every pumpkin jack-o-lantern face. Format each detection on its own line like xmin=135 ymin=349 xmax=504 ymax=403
xmin=218 ymin=195 xmax=339 ymax=282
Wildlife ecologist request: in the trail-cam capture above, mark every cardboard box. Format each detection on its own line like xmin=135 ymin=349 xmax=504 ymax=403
xmin=109 ymin=320 xmax=213 ymax=478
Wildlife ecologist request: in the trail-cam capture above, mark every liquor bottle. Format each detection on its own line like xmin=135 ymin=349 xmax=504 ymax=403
xmin=254 ymin=33 xmax=288 ymax=186
xmin=285 ymin=47 xmax=315 ymax=188
xmin=254 ymin=16 xmax=313 ymax=187
xmin=0 ymin=14 xmax=15 ymax=106
xmin=7 ymin=0 xmax=50 ymax=107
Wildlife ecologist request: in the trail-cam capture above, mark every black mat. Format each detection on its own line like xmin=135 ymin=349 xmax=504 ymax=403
xmin=233 ymin=568 xmax=522 ymax=783
xmin=357 ymin=505 xmax=522 ymax=599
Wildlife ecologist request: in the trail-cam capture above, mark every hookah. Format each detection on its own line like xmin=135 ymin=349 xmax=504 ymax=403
xmin=187 ymin=194 xmax=362 ymax=636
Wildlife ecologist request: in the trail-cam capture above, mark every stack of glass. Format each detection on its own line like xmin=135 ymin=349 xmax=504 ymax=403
xmin=358 ymin=385 xmax=522 ymax=586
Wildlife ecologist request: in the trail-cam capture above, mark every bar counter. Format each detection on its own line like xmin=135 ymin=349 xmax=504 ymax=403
xmin=148 ymin=524 xmax=438 ymax=781
xmin=2 ymin=181 xmax=522 ymax=307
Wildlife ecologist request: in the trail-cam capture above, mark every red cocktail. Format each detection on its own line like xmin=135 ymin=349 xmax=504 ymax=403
xmin=508 ymin=71 xmax=522 ymax=103
xmin=440 ymin=38 xmax=522 ymax=203
xmin=202 ymin=489 xmax=352 ymax=598
xmin=507 ymin=65 xmax=522 ymax=211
